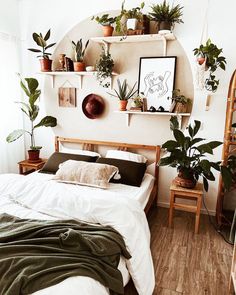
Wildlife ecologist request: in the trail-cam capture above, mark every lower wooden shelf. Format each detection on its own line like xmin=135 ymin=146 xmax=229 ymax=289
xmin=114 ymin=111 xmax=191 ymax=127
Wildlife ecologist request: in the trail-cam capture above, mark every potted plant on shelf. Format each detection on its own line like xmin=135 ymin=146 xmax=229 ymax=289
xmin=92 ymin=14 xmax=117 ymax=37
xmin=193 ymin=39 xmax=226 ymax=92
xmin=109 ymin=79 xmax=137 ymax=111
xmin=95 ymin=46 xmax=114 ymax=88
xmin=28 ymin=29 xmax=56 ymax=72
xmin=71 ymin=39 xmax=89 ymax=72
xmin=6 ymin=76 xmax=57 ymax=162
xmin=116 ymin=1 xmax=145 ymax=34
xmin=148 ymin=0 xmax=183 ymax=33
xmin=171 ymin=89 xmax=192 ymax=113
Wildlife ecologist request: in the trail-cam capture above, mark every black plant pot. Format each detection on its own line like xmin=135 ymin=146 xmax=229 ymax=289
xmin=158 ymin=21 xmax=171 ymax=33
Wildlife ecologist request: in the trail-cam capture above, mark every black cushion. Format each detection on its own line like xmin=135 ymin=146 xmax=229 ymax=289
xmin=39 ymin=152 xmax=98 ymax=174
xmin=96 ymin=157 xmax=146 ymax=187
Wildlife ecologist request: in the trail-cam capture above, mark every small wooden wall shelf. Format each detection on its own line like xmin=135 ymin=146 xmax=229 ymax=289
xmin=91 ymin=33 xmax=176 ymax=56
xmin=37 ymin=71 xmax=119 ymax=89
xmin=114 ymin=111 xmax=191 ymax=127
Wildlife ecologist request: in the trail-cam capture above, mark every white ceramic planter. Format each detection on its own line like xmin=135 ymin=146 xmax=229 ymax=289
xmin=126 ymin=18 xmax=138 ymax=30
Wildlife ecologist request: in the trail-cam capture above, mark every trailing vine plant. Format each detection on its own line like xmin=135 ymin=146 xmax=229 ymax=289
xmin=95 ymin=46 xmax=114 ymax=88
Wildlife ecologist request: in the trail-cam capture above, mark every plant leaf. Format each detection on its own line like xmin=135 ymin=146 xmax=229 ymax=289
xmin=173 ymin=129 xmax=185 ymax=146
xmin=207 ymin=141 xmax=222 ymax=149
xmin=162 ymin=140 xmax=179 ymax=151
xmin=6 ymin=129 xmax=26 ymax=143
xmin=44 ymin=29 xmax=51 ymax=41
xmin=34 ymin=116 xmax=57 ymax=129
xmin=221 ymin=165 xmax=233 ymax=191
xmin=193 ymin=120 xmax=201 ymax=136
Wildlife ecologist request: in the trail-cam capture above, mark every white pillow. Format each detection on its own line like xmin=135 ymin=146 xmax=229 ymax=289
xmin=106 ymin=150 xmax=147 ymax=163
xmin=60 ymin=146 xmax=101 ymax=158
xmin=53 ymin=160 xmax=118 ymax=189
xmin=146 ymin=162 xmax=156 ymax=177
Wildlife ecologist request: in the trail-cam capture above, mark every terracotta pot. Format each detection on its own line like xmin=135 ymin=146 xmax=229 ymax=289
xmin=174 ymin=169 xmax=196 ymax=189
xmin=28 ymin=150 xmax=40 ymax=162
xmin=197 ymin=57 xmax=206 ymax=65
xmin=102 ymin=25 xmax=114 ymax=37
xmin=39 ymin=59 xmax=52 ymax=72
xmin=174 ymin=102 xmax=187 ymax=113
xmin=119 ymin=100 xmax=128 ymax=111
xmin=73 ymin=62 xmax=85 ymax=72
xmin=158 ymin=21 xmax=171 ymax=33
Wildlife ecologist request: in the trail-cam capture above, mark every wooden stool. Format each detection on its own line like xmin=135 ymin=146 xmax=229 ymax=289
xmin=169 ymin=181 xmax=204 ymax=234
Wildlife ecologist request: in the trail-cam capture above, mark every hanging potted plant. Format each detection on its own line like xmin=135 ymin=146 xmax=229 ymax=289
xmin=108 ymin=79 xmax=137 ymax=111
xmin=71 ymin=39 xmax=89 ymax=72
xmin=95 ymin=46 xmax=114 ymax=88
xmin=148 ymin=0 xmax=183 ymax=33
xmin=193 ymin=39 xmax=226 ymax=92
xmin=6 ymin=76 xmax=57 ymax=162
xmin=28 ymin=29 xmax=56 ymax=72
xmin=171 ymin=89 xmax=192 ymax=113
xmin=91 ymin=14 xmax=117 ymax=37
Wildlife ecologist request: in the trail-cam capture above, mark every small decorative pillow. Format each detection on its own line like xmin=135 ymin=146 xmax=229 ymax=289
xmin=106 ymin=150 xmax=147 ymax=163
xmin=60 ymin=146 xmax=101 ymax=157
xmin=53 ymin=160 xmax=119 ymax=189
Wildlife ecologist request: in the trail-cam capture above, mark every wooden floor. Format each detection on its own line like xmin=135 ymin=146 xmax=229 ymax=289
xmin=125 ymin=207 xmax=233 ymax=295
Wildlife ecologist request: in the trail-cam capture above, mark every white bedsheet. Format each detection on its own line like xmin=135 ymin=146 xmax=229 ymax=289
xmin=0 ymin=173 xmax=155 ymax=295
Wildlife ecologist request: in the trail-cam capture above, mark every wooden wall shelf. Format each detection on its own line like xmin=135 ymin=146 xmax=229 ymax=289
xmin=114 ymin=111 xmax=191 ymax=127
xmin=91 ymin=33 xmax=176 ymax=56
xmin=37 ymin=71 xmax=119 ymax=89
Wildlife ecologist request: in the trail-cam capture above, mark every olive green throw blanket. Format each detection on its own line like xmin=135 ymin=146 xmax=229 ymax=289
xmin=0 ymin=213 xmax=131 ymax=295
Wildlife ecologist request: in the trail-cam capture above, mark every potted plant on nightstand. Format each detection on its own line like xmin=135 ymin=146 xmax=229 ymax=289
xmin=193 ymin=39 xmax=226 ymax=92
xmin=171 ymin=89 xmax=192 ymax=113
xmin=109 ymin=79 xmax=137 ymax=111
xmin=28 ymin=29 xmax=56 ymax=72
xmin=6 ymin=76 xmax=57 ymax=162
xmin=92 ymin=14 xmax=117 ymax=37
xmin=148 ymin=0 xmax=184 ymax=33
xmin=71 ymin=39 xmax=89 ymax=72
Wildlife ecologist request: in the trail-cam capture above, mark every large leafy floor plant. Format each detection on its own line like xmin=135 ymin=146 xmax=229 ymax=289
xmin=6 ymin=77 xmax=57 ymax=154
xmin=160 ymin=119 xmax=233 ymax=191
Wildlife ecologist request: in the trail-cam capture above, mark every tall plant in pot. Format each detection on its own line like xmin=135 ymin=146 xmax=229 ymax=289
xmin=6 ymin=77 xmax=57 ymax=162
xmin=92 ymin=14 xmax=117 ymax=37
xmin=72 ymin=39 xmax=89 ymax=72
xmin=148 ymin=0 xmax=183 ymax=33
xmin=28 ymin=29 xmax=56 ymax=72
xmin=95 ymin=46 xmax=114 ymax=88
xmin=108 ymin=79 xmax=137 ymax=111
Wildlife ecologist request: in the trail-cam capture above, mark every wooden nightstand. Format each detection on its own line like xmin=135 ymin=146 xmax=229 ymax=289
xmin=169 ymin=181 xmax=204 ymax=234
xmin=18 ymin=159 xmax=47 ymax=175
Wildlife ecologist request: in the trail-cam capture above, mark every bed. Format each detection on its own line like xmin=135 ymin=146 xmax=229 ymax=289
xmin=0 ymin=137 xmax=161 ymax=295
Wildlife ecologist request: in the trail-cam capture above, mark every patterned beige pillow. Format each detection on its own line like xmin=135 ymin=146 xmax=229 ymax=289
xmin=53 ymin=160 xmax=119 ymax=189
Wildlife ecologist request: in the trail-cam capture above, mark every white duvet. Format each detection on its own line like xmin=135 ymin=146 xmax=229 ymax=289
xmin=0 ymin=172 xmax=155 ymax=295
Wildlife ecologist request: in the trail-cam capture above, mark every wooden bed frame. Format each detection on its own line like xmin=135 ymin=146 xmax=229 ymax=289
xmin=55 ymin=136 xmax=161 ymax=215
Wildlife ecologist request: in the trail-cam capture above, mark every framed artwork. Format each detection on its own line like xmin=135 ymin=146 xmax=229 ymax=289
xmin=58 ymin=87 xmax=76 ymax=108
xmin=138 ymin=56 xmax=177 ymax=111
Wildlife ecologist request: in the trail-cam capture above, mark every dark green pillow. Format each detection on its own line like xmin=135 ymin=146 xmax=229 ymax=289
xmin=40 ymin=152 xmax=98 ymax=174
xmin=96 ymin=157 xmax=146 ymax=187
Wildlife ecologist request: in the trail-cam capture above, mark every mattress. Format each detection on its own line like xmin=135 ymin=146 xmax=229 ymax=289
xmin=0 ymin=172 xmax=155 ymax=295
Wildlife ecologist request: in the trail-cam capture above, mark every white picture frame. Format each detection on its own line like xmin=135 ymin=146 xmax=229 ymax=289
xmin=138 ymin=56 xmax=177 ymax=111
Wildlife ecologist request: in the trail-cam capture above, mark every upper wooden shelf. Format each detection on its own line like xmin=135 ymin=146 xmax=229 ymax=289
xmin=91 ymin=33 xmax=176 ymax=44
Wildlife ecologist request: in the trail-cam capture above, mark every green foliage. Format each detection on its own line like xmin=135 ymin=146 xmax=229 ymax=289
xmin=95 ymin=47 xmax=114 ymax=88
xmin=115 ymin=1 xmax=145 ymax=33
xmin=148 ymin=0 xmax=184 ymax=26
xmin=171 ymin=89 xmax=192 ymax=105
xmin=108 ymin=79 xmax=137 ymax=101
xmin=170 ymin=116 xmax=179 ymax=131
xmin=6 ymin=76 xmax=57 ymax=150
xmin=193 ymin=39 xmax=227 ymax=92
xmin=71 ymin=39 xmax=89 ymax=62
xmin=28 ymin=29 xmax=56 ymax=59
xmin=91 ymin=14 xmax=117 ymax=26
xmin=159 ymin=120 xmax=224 ymax=191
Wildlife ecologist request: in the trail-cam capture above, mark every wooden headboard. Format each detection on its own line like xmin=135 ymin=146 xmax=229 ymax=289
xmin=55 ymin=136 xmax=161 ymax=214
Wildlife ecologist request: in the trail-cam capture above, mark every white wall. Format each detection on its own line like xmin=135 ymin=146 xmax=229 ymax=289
xmin=18 ymin=0 xmax=236 ymax=213
xmin=0 ymin=0 xmax=20 ymax=36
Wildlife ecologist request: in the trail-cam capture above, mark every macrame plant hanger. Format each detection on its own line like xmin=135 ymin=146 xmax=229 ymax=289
xmin=195 ymin=0 xmax=209 ymax=91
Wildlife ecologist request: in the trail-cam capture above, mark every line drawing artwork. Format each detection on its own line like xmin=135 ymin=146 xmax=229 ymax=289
xmin=143 ymin=71 xmax=171 ymax=97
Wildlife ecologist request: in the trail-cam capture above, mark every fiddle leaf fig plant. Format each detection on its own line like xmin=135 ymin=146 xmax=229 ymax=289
xmin=193 ymin=39 xmax=226 ymax=92
xmin=6 ymin=76 xmax=57 ymax=150
xmin=28 ymin=29 xmax=56 ymax=59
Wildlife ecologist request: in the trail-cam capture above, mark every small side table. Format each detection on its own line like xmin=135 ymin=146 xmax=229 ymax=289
xmin=18 ymin=159 xmax=47 ymax=175
xmin=169 ymin=181 xmax=204 ymax=234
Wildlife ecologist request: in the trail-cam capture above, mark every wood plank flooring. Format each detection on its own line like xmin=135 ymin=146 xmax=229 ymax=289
xmin=124 ymin=207 xmax=233 ymax=295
